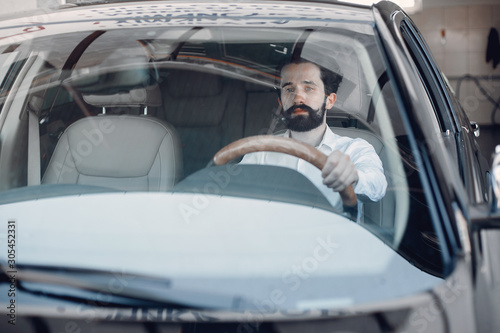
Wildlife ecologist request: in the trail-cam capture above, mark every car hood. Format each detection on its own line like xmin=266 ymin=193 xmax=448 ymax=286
xmin=0 ymin=191 xmax=441 ymax=310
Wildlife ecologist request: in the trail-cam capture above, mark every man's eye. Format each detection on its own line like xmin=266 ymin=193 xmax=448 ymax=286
xmin=305 ymin=86 xmax=314 ymax=92
xmin=285 ymin=88 xmax=294 ymax=93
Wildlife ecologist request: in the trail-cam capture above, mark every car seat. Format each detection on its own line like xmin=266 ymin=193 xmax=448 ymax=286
xmin=42 ymin=86 xmax=182 ymax=191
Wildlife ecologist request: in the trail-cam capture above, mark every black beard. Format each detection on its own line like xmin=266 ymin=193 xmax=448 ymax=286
xmin=282 ymin=101 xmax=326 ymax=132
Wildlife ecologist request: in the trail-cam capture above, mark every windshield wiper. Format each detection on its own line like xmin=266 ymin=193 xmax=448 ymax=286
xmin=1 ymin=263 xmax=252 ymax=309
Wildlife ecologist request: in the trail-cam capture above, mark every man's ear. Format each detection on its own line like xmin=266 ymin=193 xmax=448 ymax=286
xmin=326 ymin=93 xmax=337 ymax=110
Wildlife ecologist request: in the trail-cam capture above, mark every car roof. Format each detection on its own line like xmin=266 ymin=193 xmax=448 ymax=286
xmin=0 ymin=0 xmax=376 ymax=41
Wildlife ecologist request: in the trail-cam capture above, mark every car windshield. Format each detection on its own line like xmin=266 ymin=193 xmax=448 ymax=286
xmin=0 ymin=3 xmax=448 ymax=311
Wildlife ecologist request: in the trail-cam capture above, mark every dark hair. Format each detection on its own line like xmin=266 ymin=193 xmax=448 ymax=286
xmin=278 ymin=58 xmax=343 ymax=95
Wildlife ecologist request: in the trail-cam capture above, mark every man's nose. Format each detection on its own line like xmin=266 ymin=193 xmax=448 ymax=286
xmin=293 ymin=90 xmax=305 ymax=105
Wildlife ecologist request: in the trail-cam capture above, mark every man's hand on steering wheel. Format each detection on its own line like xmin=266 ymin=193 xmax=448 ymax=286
xmin=213 ymin=135 xmax=357 ymax=207
xmin=321 ymin=151 xmax=359 ymax=192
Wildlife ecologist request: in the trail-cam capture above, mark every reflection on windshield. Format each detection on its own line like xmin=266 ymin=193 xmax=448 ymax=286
xmin=0 ymin=21 xmax=447 ymax=313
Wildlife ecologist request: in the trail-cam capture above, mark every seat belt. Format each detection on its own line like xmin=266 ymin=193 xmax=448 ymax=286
xmin=27 ymin=97 xmax=42 ymax=186
xmin=267 ymin=105 xmax=283 ymax=134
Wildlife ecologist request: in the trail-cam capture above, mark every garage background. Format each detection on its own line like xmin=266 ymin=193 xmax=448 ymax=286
xmin=1 ymin=0 xmax=500 ymax=162
xmin=409 ymin=0 xmax=500 ymax=165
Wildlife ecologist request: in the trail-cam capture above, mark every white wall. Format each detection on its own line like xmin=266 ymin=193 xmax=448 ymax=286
xmin=0 ymin=0 xmax=37 ymax=15
xmin=423 ymin=0 xmax=500 ymax=8
xmin=0 ymin=0 xmax=62 ymax=17
xmin=411 ymin=4 xmax=500 ymax=125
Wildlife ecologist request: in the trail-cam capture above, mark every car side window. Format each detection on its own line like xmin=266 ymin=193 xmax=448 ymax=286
xmin=399 ymin=20 xmax=457 ymax=134
xmin=399 ymin=18 xmax=488 ymax=203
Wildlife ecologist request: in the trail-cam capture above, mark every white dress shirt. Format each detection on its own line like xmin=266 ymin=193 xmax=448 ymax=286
xmin=241 ymin=127 xmax=387 ymax=213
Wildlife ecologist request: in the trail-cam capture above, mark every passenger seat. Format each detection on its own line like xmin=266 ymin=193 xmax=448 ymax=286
xmin=42 ymin=86 xmax=182 ymax=191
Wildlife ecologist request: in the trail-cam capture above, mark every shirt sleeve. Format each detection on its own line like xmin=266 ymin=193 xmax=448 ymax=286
xmin=240 ymin=151 xmax=264 ymax=165
xmin=346 ymin=138 xmax=387 ymax=202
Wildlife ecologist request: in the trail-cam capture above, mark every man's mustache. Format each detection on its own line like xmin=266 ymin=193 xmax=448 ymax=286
xmin=284 ymin=104 xmax=316 ymax=116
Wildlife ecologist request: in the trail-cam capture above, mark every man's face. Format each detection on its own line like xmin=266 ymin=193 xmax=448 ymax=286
xmin=279 ymin=62 xmax=335 ymax=132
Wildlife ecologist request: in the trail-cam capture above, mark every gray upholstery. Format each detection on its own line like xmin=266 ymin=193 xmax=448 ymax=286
xmin=83 ymin=85 xmax=162 ymax=108
xmin=42 ymin=115 xmax=182 ymax=191
xmin=81 ymin=84 xmax=163 ymax=117
xmin=331 ymin=127 xmax=395 ymax=227
xmin=162 ymin=70 xmax=246 ymax=176
xmin=331 ymin=127 xmax=384 ymax=155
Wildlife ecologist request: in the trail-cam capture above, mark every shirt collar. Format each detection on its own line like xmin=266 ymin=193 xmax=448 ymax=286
xmin=318 ymin=126 xmax=338 ymax=151
xmin=284 ymin=126 xmax=338 ymax=152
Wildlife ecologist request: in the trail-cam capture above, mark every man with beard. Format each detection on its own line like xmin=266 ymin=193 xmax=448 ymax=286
xmin=241 ymin=59 xmax=387 ymax=215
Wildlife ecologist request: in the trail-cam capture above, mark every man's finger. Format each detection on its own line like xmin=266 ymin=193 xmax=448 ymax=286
xmin=328 ymin=168 xmax=358 ymax=191
xmin=321 ymin=151 xmax=358 ymax=192
xmin=321 ymin=151 xmax=342 ymax=178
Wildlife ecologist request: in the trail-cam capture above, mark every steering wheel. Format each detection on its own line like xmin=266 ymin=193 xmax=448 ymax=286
xmin=213 ymin=135 xmax=357 ymax=207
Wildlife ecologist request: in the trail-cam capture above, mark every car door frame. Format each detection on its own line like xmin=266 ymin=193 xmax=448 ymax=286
xmin=375 ymin=2 xmax=500 ymax=332
xmin=373 ymin=1 xmax=499 ymax=332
